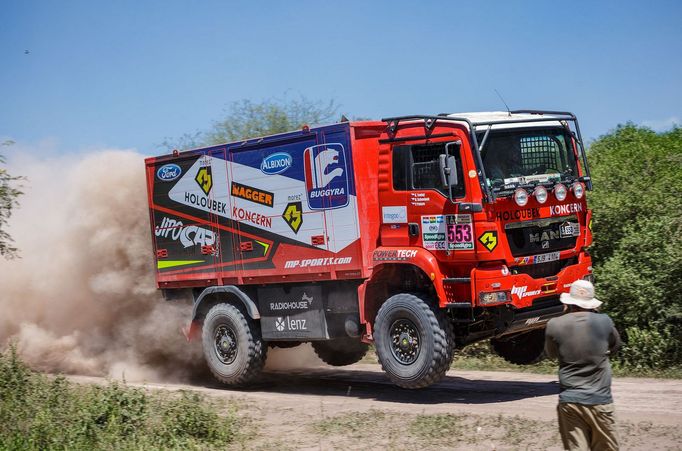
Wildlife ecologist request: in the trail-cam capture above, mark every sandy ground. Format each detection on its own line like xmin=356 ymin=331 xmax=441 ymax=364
xmin=67 ymin=356 xmax=682 ymax=450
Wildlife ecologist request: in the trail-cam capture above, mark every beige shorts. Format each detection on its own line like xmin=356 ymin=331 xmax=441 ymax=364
xmin=557 ymin=402 xmax=619 ymax=451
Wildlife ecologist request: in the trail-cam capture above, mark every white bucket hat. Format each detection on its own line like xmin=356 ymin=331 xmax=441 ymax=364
xmin=560 ymin=279 xmax=602 ymax=310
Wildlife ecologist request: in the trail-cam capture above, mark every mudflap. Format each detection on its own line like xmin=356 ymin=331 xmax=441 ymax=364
xmin=257 ymin=285 xmax=329 ymax=341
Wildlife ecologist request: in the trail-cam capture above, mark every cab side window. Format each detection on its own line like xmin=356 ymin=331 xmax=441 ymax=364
xmin=392 ymin=142 xmax=465 ymax=198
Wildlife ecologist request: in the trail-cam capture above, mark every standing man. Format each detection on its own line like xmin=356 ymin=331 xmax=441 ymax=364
xmin=545 ymin=279 xmax=622 ymax=451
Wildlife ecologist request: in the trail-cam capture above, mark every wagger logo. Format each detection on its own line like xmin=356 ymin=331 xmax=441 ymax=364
xmin=231 ymin=181 xmax=274 ymax=207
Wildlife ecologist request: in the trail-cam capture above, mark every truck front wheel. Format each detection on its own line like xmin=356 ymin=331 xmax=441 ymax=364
xmin=201 ymin=303 xmax=266 ymax=386
xmin=490 ymin=328 xmax=546 ymax=365
xmin=374 ymin=293 xmax=455 ymax=389
xmin=312 ymin=338 xmax=369 ymax=366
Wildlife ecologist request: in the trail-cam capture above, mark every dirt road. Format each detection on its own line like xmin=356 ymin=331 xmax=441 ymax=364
xmin=68 ymin=354 xmax=682 ymax=450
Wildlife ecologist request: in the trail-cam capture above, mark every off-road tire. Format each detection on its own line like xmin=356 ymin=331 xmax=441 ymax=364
xmin=312 ymin=338 xmax=369 ymax=366
xmin=374 ymin=293 xmax=455 ymax=389
xmin=491 ymin=328 xmax=546 ymax=365
xmin=201 ymin=303 xmax=266 ymax=386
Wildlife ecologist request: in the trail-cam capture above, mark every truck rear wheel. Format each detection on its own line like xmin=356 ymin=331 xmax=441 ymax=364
xmin=490 ymin=328 xmax=546 ymax=365
xmin=201 ymin=303 xmax=266 ymax=386
xmin=374 ymin=293 xmax=455 ymax=389
xmin=312 ymin=338 xmax=369 ymax=366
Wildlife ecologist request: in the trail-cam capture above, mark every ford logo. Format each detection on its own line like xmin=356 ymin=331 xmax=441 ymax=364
xmin=157 ymin=163 xmax=182 ymax=181
xmin=260 ymin=152 xmax=292 ymax=175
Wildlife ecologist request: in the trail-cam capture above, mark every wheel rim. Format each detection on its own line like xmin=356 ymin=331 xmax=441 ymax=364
xmin=389 ymin=319 xmax=420 ymax=364
xmin=214 ymin=325 xmax=238 ymax=365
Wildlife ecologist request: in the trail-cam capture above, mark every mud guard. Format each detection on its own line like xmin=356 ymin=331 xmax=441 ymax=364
xmin=184 ymin=286 xmax=261 ymax=341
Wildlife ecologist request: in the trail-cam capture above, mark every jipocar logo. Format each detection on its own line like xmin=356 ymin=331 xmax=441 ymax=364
xmin=261 ymin=152 xmax=292 ymax=175
xmin=156 ymin=164 xmax=181 ymax=181
xmin=303 ymin=143 xmax=349 ymax=210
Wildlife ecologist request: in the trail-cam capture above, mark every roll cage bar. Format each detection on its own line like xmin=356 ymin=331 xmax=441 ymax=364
xmin=380 ymin=110 xmax=592 ymax=203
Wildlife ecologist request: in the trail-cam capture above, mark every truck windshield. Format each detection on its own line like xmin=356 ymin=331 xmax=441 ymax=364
xmin=479 ymin=127 xmax=579 ymax=191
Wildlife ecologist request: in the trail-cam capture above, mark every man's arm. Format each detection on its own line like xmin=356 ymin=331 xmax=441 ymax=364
xmin=608 ymin=321 xmax=622 ymax=355
xmin=544 ymin=323 xmax=559 ymax=359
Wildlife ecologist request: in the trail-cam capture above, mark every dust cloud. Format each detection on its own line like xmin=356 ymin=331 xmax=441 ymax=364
xmin=0 ymin=147 xmax=326 ymax=382
xmin=0 ymin=149 xmax=202 ymax=382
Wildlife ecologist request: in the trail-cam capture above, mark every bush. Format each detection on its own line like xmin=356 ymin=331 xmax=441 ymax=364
xmin=588 ymin=124 xmax=682 ymax=369
xmin=0 ymin=346 xmax=241 ymax=450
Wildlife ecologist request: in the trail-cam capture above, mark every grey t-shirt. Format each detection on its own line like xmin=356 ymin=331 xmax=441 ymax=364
xmin=545 ymin=311 xmax=622 ymax=405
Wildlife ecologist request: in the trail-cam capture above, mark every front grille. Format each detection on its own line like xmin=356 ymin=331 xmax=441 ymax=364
xmin=512 ymin=257 xmax=577 ymax=279
xmin=505 ymin=216 xmax=579 ymax=257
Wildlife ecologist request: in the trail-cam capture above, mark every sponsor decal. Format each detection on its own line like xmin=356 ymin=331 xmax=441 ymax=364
xmin=156 ymin=164 xmax=181 ymax=181
xmin=410 ymin=192 xmax=430 ymax=206
xmin=269 ymin=292 xmax=315 ymax=311
xmin=304 ymin=143 xmax=349 ymax=210
xmin=421 ymin=215 xmax=447 ymax=250
xmin=155 ymin=217 xmax=216 ymax=249
xmin=560 ymin=221 xmax=580 ymax=238
xmin=194 ymin=166 xmax=213 ymax=195
xmin=284 ymin=257 xmax=352 ymax=269
xmin=525 ymin=317 xmax=542 ymax=326
xmin=282 ymin=201 xmax=303 ymax=233
xmin=478 ymin=231 xmax=498 ymax=252
xmin=511 ymin=285 xmax=541 ymax=299
xmin=550 ymin=203 xmax=584 ymax=216
xmin=260 ymin=152 xmax=292 ymax=175
xmin=231 ymin=181 xmax=274 ymax=207
xmin=232 ymin=206 xmax=272 ymax=228
xmin=184 ymin=192 xmax=227 ymax=214
xmin=382 ymin=206 xmax=407 ymax=224
xmin=446 ymin=214 xmax=474 ymax=250
xmin=373 ymin=249 xmax=418 ymax=261
xmin=496 ymin=208 xmax=540 ymax=221
xmin=275 ymin=316 xmax=307 ymax=331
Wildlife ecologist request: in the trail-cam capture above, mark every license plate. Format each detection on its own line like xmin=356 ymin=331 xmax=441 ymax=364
xmin=534 ymin=251 xmax=560 ymax=264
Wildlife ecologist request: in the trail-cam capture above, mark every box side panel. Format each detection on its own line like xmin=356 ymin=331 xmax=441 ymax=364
xmin=147 ymin=124 xmax=364 ymax=287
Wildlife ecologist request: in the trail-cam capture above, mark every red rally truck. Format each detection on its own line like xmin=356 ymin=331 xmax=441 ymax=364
xmin=145 ymin=110 xmax=594 ymax=388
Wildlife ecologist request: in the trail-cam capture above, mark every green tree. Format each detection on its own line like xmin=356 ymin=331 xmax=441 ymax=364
xmin=162 ymin=96 xmax=339 ymax=150
xmin=0 ymin=141 xmax=23 ymax=258
xmin=588 ymin=124 xmax=682 ymax=368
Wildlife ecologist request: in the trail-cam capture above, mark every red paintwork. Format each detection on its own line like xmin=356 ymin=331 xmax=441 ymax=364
xmin=146 ymin=120 xmax=592 ymax=339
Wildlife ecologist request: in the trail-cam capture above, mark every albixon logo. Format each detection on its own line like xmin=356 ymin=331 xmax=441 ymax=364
xmin=260 ymin=152 xmax=292 ymax=175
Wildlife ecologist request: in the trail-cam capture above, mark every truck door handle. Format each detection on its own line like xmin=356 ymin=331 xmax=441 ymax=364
xmin=408 ymin=223 xmax=419 ymax=237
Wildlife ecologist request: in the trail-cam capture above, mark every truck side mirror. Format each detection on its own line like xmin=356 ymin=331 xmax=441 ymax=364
xmin=439 ymin=154 xmax=458 ymax=188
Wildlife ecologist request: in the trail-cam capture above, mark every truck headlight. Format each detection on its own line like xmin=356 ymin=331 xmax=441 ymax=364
xmin=533 ymin=186 xmax=548 ymax=204
xmin=572 ymin=182 xmax=585 ymax=199
xmin=514 ymin=188 xmax=529 ymax=207
xmin=554 ymin=183 xmax=567 ymax=201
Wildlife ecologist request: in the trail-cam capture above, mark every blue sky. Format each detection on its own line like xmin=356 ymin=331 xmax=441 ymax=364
xmin=1 ymin=0 xmax=681 ymax=154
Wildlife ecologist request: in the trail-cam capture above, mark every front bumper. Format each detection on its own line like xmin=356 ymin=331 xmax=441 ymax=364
xmin=471 ymin=251 xmax=592 ymax=310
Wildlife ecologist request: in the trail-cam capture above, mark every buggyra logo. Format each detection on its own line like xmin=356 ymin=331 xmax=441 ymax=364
xmin=261 ymin=152 xmax=292 ymax=175
xmin=156 ymin=164 xmax=182 ymax=181
xmin=304 ymin=143 xmax=349 ymax=210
